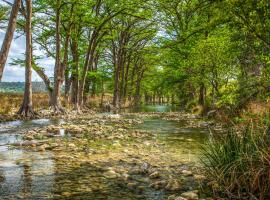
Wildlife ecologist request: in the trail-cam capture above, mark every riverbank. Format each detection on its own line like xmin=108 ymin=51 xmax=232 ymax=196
xmin=0 ymin=92 xmax=112 ymax=122
xmin=0 ymin=107 xmax=97 ymax=123
xmin=0 ymin=111 xmax=214 ymax=200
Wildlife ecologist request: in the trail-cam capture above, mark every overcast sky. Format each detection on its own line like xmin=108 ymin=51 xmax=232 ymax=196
xmin=0 ymin=0 xmax=54 ymax=82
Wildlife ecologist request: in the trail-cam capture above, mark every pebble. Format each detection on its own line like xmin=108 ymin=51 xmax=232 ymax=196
xmin=68 ymin=143 xmax=76 ymax=148
xmin=181 ymin=170 xmax=193 ymax=176
xmin=168 ymin=195 xmax=187 ymax=200
xmin=149 ymin=171 xmax=160 ymax=179
xmin=149 ymin=180 xmax=167 ymax=190
xmin=194 ymin=174 xmax=205 ymax=181
xmin=127 ymin=182 xmax=137 ymax=188
xmin=165 ymin=179 xmax=181 ymax=191
xmin=181 ymin=191 xmax=199 ymax=200
xmin=37 ymin=144 xmax=50 ymax=151
xmin=104 ymin=169 xmax=119 ymax=179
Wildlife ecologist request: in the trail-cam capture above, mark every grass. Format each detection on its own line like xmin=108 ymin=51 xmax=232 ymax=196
xmin=0 ymin=93 xmax=49 ymax=115
xmin=202 ymin=126 xmax=270 ymax=200
xmin=0 ymin=92 xmax=114 ymax=115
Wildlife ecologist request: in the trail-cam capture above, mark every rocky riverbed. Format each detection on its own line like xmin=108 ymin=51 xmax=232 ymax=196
xmin=0 ymin=111 xmax=214 ymax=200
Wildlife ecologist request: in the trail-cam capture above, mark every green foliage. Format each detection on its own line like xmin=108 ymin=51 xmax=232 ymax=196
xmin=2 ymin=0 xmax=270 ymax=112
xmin=0 ymin=5 xmax=8 ymax=22
xmin=202 ymin=127 xmax=270 ymax=199
xmin=143 ymin=0 xmax=270 ymax=112
xmin=216 ymin=81 xmax=239 ymax=108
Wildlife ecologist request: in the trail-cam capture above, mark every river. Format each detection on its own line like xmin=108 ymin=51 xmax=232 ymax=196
xmin=0 ymin=105 xmax=209 ymax=200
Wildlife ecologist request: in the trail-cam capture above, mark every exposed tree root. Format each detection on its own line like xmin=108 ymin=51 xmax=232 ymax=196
xmin=72 ymin=103 xmax=82 ymax=114
xmin=49 ymin=105 xmax=66 ymax=115
xmin=17 ymin=105 xmax=37 ymax=118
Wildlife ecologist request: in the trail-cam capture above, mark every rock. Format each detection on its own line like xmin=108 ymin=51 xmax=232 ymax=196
xmin=194 ymin=174 xmax=205 ymax=181
xmin=165 ymin=179 xmax=181 ymax=191
xmin=149 ymin=171 xmax=160 ymax=179
xmin=123 ymin=149 xmax=130 ymax=154
xmin=168 ymin=195 xmax=188 ymax=200
xmin=68 ymin=143 xmax=76 ymax=148
xmin=49 ymin=143 xmax=59 ymax=149
xmin=127 ymin=182 xmax=137 ymax=188
xmin=37 ymin=146 xmax=45 ymax=151
xmin=143 ymin=141 xmax=151 ymax=146
xmin=181 ymin=191 xmax=199 ymax=200
xmin=199 ymin=122 xmax=211 ymax=127
xmin=24 ymin=135 xmax=34 ymax=140
xmin=62 ymin=192 xmax=72 ymax=197
xmin=181 ymin=170 xmax=193 ymax=176
xmin=168 ymin=194 xmax=177 ymax=200
xmin=112 ymin=141 xmax=121 ymax=147
xmin=104 ymin=169 xmax=119 ymax=179
xmin=175 ymin=197 xmax=187 ymax=200
xmin=121 ymin=173 xmax=129 ymax=181
xmin=118 ymin=128 xmax=125 ymax=132
xmin=13 ymin=140 xmax=38 ymax=147
xmin=37 ymin=144 xmax=50 ymax=151
xmin=149 ymin=180 xmax=167 ymax=190
xmin=137 ymin=185 xmax=145 ymax=193
xmin=207 ymin=110 xmax=217 ymax=118
xmin=129 ymin=168 xmax=141 ymax=175
xmin=140 ymin=162 xmax=150 ymax=174
xmin=0 ymin=173 xmax=5 ymax=182
xmin=43 ymin=132 xmax=56 ymax=138
xmin=108 ymin=114 xmax=120 ymax=119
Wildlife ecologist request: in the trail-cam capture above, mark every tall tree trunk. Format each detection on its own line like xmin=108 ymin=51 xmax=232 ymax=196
xmin=91 ymin=53 xmax=99 ymax=98
xmin=64 ymin=69 xmax=71 ymax=102
xmin=83 ymin=75 xmax=91 ymax=104
xmin=123 ymin=57 xmax=131 ymax=104
xmin=0 ymin=0 xmax=21 ymax=81
xmin=198 ymin=83 xmax=206 ymax=107
xmin=70 ymin=39 xmax=80 ymax=111
xmin=113 ymin=32 xmax=126 ymax=108
xmin=51 ymin=0 xmax=64 ymax=113
xmin=134 ymin=67 xmax=145 ymax=107
xmin=79 ymin=31 xmax=98 ymax=106
xmin=113 ymin=63 xmax=121 ymax=108
xmin=18 ymin=0 xmax=35 ymax=117
xmin=100 ymin=79 xmax=105 ymax=107
xmin=119 ymin=53 xmax=126 ymax=103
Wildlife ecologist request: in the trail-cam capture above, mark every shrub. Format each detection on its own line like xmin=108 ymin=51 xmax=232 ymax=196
xmin=201 ymin=127 xmax=270 ymax=199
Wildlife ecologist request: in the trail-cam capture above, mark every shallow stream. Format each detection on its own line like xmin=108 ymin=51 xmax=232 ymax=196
xmin=0 ymin=105 xmax=209 ymax=200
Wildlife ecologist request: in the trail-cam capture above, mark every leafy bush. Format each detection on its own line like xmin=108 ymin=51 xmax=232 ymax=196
xmin=185 ymin=100 xmax=197 ymax=111
xmin=202 ymin=127 xmax=270 ymax=199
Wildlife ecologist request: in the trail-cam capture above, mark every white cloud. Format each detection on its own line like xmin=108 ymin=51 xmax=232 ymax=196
xmin=0 ymin=31 xmax=54 ymax=82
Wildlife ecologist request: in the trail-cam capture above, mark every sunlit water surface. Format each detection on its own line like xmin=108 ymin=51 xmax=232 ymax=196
xmin=0 ymin=105 xmax=209 ymax=199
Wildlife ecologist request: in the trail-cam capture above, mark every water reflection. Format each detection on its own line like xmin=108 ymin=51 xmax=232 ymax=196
xmin=0 ymin=110 xmax=208 ymax=199
xmin=0 ymin=118 xmax=64 ymax=134
xmin=134 ymin=119 xmax=209 ymax=162
xmin=123 ymin=104 xmax=179 ymax=113
xmin=0 ymin=118 xmax=61 ymax=199
xmin=21 ymin=163 xmax=32 ymax=197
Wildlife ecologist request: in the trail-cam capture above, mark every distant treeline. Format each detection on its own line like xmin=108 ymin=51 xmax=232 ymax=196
xmin=0 ymin=82 xmax=47 ymax=93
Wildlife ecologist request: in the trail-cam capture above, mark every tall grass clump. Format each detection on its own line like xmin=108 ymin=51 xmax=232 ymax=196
xmin=202 ymin=127 xmax=270 ymax=199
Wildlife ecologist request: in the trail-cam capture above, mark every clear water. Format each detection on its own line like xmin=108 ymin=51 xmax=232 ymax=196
xmin=0 ymin=106 xmax=209 ymax=199
xmin=135 ymin=119 xmax=208 ymax=162
xmin=122 ymin=104 xmax=180 ymax=113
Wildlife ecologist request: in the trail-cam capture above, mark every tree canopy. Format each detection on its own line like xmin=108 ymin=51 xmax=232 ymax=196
xmin=1 ymin=0 xmax=270 ymax=115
